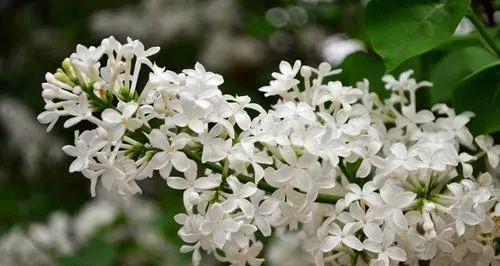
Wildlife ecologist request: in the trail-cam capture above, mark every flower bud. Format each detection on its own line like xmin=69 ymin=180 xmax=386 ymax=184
xmin=62 ymin=58 xmax=77 ymax=82
xmin=300 ymin=66 xmax=311 ymax=79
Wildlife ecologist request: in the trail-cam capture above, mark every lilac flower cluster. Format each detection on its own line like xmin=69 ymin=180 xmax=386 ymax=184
xmin=39 ymin=37 xmax=500 ymax=266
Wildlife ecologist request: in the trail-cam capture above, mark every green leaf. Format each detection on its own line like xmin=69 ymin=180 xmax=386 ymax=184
xmin=58 ymin=238 xmax=116 ymax=266
xmin=337 ymin=52 xmax=389 ymax=99
xmin=365 ymin=0 xmax=470 ymax=72
xmin=430 ymin=47 xmax=496 ymax=103
xmin=453 ymin=62 xmax=500 ymax=134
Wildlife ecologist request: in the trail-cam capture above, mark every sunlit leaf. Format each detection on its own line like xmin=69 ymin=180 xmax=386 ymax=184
xmin=365 ymin=0 xmax=470 ymax=72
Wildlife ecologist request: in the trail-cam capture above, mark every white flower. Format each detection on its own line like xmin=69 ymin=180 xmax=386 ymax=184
xmin=448 ymin=197 xmax=482 ymax=236
xmin=320 ymin=222 xmax=363 ymax=252
xmin=273 ymin=60 xmax=302 ymax=80
xmin=228 ymin=142 xmax=273 ymax=183
xmin=249 ymin=114 xmax=290 ymax=146
xmin=144 ymin=129 xmax=192 ymax=178
xmin=225 ymin=95 xmax=265 ymax=130
xmin=363 ymin=226 xmax=407 ymax=266
xmin=435 ymin=114 xmax=473 ymax=147
xmin=382 ymin=70 xmax=431 ymax=92
xmin=382 ymin=143 xmax=424 ymax=176
xmin=181 ymin=62 xmax=223 ymax=109
xmin=289 ymin=124 xmax=325 ymax=155
xmin=396 ymin=106 xmax=434 ymax=128
xmin=70 ymin=44 xmax=104 ymax=76
xmin=421 ymin=226 xmax=454 ymax=260
xmin=62 ymin=130 xmax=106 ymax=173
xmin=369 ymin=184 xmax=416 ymax=230
xmin=171 ymin=100 xmax=207 ymax=133
xmin=250 ymin=192 xmax=279 ymax=237
xmin=344 ymin=181 xmax=378 ymax=205
xmin=274 ymin=101 xmax=316 ymax=127
xmin=63 ymin=94 xmax=92 ymax=128
xmin=451 ymin=228 xmax=482 ymax=262
xmin=37 ymin=109 xmax=61 ymax=132
xmin=338 ymin=201 xmax=377 ymax=230
xmin=199 ymin=125 xmax=232 ymax=163
xmin=272 ymin=202 xmax=312 ymax=230
xmin=225 ymin=241 xmax=264 ymax=266
xmin=459 ymin=152 xmax=475 ymax=178
xmin=321 ymin=35 xmax=365 ymax=65
xmin=222 ymin=176 xmax=257 ymax=218
xmin=274 ymin=146 xmax=317 ymax=190
xmin=316 ymin=81 xmax=362 ymax=110
xmin=199 ymin=203 xmax=240 ymax=249
xmin=259 ymin=60 xmax=301 ymax=97
xmin=475 ymin=135 xmax=500 ymax=168
xmin=91 ymin=153 xmax=140 ymax=195
xmin=167 ymin=166 xmax=221 ymax=211
xmin=102 ymin=101 xmax=142 ymax=135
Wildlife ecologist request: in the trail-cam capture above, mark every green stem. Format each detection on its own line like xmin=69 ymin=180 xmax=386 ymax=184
xmin=467 ymin=9 xmax=500 ymax=58
xmin=350 ymin=252 xmax=359 ymax=266
xmin=350 ymin=232 xmax=365 ymax=266
xmin=128 ymin=127 xmax=343 ymax=205
xmin=184 ymin=150 xmax=342 ymax=204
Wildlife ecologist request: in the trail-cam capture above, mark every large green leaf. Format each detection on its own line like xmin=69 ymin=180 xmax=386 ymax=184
xmin=430 ymin=46 xmax=496 ymax=103
xmin=337 ymin=52 xmax=389 ymax=99
xmin=365 ymin=0 xmax=470 ymax=72
xmin=453 ymin=62 xmax=500 ymax=134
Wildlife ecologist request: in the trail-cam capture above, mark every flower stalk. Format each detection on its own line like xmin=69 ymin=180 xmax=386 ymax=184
xmin=467 ymin=9 xmax=500 ymax=57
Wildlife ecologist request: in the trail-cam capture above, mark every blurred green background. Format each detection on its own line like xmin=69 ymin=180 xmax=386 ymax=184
xmin=0 ymin=0 xmax=499 ymax=265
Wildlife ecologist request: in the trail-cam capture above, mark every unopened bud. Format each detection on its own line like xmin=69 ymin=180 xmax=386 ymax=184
xmin=62 ymin=58 xmax=77 ymax=81
xmin=300 ymin=66 xmax=311 ymax=78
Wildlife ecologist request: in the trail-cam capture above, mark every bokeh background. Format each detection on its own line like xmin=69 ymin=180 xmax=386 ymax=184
xmin=0 ymin=0 xmax=498 ymax=265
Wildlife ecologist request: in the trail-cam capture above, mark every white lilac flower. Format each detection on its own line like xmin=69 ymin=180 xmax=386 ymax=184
xmin=475 ymin=135 xmax=500 ymax=168
xmin=102 ymin=101 xmax=143 ymax=136
xmin=275 ymin=146 xmax=318 ymax=190
xmin=167 ymin=166 xmax=221 ymax=211
xmin=63 ymin=94 xmax=92 ymax=128
xmin=316 ymin=81 xmax=363 ymax=111
xmin=344 ymin=181 xmax=378 ymax=205
xmin=320 ymin=222 xmax=363 ymax=252
xmin=228 ymin=142 xmax=273 ymax=183
xmin=250 ymin=191 xmax=279 ymax=237
xmin=199 ymin=203 xmax=240 ymax=249
xmin=369 ymin=184 xmax=416 ymax=230
xmin=222 ymin=176 xmax=258 ymax=217
xmin=259 ymin=60 xmax=301 ymax=97
xmin=199 ymin=125 xmax=232 ymax=163
xmin=39 ymin=38 xmax=500 ymax=266
xmin=62 ymin=130 xmax=106 ymax=173
xmin=142 ymin=129 xmax=192 ymax=178
xmin=363 ymin=226 xmax=407 ymax=266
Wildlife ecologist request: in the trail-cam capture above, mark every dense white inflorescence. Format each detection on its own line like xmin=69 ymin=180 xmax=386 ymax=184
xmin=38 ymin=37 xmax=500 ymax=266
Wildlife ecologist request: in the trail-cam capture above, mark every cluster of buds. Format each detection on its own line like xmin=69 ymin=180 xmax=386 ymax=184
xmin=39 ymin=37 xmax=500 ymax=266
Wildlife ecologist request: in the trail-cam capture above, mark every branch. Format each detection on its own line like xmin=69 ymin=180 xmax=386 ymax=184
xmin=467 ymin=9 xmax=500 ymax=57
xmin=184 ymin=150 xmax=342 ymax=204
